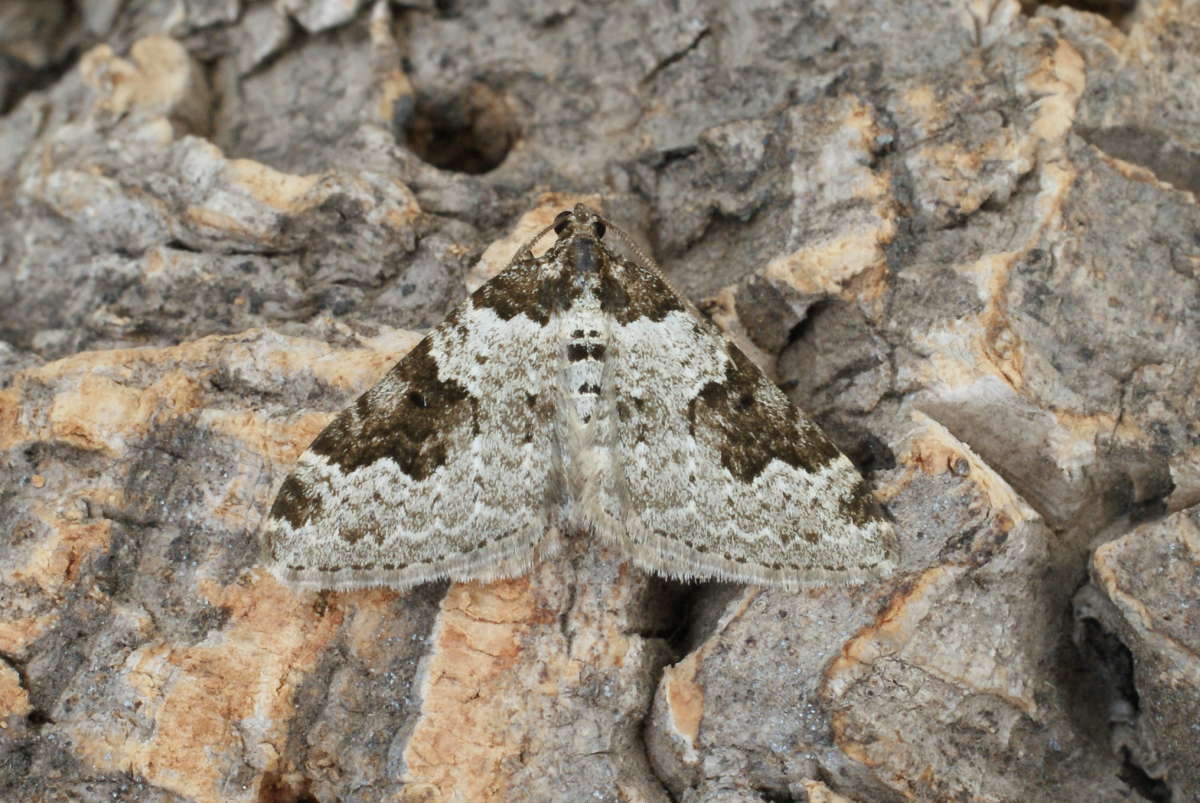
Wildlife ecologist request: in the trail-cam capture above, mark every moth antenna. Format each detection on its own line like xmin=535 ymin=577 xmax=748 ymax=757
xmin=506 ymin=219 xmax=560 ymax=269
xmin=603 ymin=217 xmax=662 ymax=274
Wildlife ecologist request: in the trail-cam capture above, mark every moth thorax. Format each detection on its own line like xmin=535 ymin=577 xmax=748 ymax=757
xmin=567 ymin=236 xmax=601 ymax=275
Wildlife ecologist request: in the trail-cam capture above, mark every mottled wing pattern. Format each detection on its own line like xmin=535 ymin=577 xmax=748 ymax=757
xmin=261 ymin=255 xmax=564 ymax=591
xmin=600 ymin=254 xmax=899 ymax=589
xmin=263 ymin=203 xmax=898 ymax=593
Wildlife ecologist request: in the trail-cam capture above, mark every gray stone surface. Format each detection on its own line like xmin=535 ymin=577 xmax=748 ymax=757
xmin=0 ymin=0 xmax=1196 ymax=800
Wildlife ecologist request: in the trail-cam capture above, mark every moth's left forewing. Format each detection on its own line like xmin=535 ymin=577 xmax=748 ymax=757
xmin=602 ymin=252 xmax=898 ymax=589
xmin=261 ymin=253 xmax=564 ymax=591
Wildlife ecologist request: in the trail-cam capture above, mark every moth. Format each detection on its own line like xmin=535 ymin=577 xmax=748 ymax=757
xmin=261 ymin=205 xmax=898 ymax=590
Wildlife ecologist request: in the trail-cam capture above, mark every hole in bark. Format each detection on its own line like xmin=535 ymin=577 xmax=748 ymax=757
xmin=754 ymin=787 xmax=798 ymax=803
xmin=1017 ymin=0 xmax=1136 ymax=26
xmin=1117 ymin=754 xmax=1172 ymax=802
xmin=404 ymin=82 xmax=518 ymax=174
xmin=1070 ymin=611 xmax=1172 ymax=801
xmin=1075 ymin=616 xmax=1139 ymax=709
xmin=838 ymin=426 xmax=896 ymax=473
xmin=784 ymin=299 xmax=830 ymax=348
xmin=629 ymin=577 xmax=716 ymax=656
xmin=0 ymin=35 xmax=80 ymax=116
xmin=257 ymin=771 xmax=318 ymax=803
xmin=656 ymin=580 xmax=748 ymax=657
xmin=433 ymin=0 xmax=465 ymax=17
xmin=25 ymin=709 xmax=51 ymax=727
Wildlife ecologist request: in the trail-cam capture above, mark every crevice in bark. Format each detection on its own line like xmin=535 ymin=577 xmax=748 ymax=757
xmin=1070 ymin=586 xmax=1172 ymax=802
xmin=641 ymin=27 xmax=712 ymax=88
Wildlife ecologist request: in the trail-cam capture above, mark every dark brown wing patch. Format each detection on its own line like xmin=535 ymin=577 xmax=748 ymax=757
xmin=268 ymin=474 xmax=325 ymax=530
xmin=688 ymin=346 xmax=841 ymax=483
xmin=600 ymin=258 xmax=684 ymax=324
xmin=309 ymin=338 xmax=474 ymax=479
xmin=475 ymin=257 xmax=576 ymax=325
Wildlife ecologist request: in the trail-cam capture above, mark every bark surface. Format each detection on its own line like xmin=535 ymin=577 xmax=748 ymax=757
xmin=0 ymin=1 xmax=1197 ymax=800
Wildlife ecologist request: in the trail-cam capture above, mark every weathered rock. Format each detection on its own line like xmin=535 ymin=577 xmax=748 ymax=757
xmin=0 ymin=0 xmax=1197 ymax=800
xmin=1075 ymin=507 xmax=1200 ymax=801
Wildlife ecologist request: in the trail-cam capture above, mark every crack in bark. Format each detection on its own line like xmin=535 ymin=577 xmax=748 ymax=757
xmin=641 ymin=27 xmax=712 ymax=87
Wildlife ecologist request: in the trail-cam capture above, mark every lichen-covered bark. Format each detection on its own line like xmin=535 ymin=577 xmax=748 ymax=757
xmin=0 ymin=0 xmax=1197 ymax=800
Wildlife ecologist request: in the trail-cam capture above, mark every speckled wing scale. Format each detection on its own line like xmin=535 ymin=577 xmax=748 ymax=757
xmin=261 ymin=204 xmax=898 ymax=591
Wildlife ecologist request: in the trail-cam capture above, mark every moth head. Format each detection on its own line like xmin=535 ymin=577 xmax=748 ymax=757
xmin=554 ymin=204 xmax=607 ymax=240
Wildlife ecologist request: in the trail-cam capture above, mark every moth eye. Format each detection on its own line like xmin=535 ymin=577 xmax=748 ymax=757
xmin=593 ymin=220 xmax=606 ymax=238
xmin=408 ymin=391 xmax=427 ymax=408
xmin=553 ymin=210 xmax=572 ymax=234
